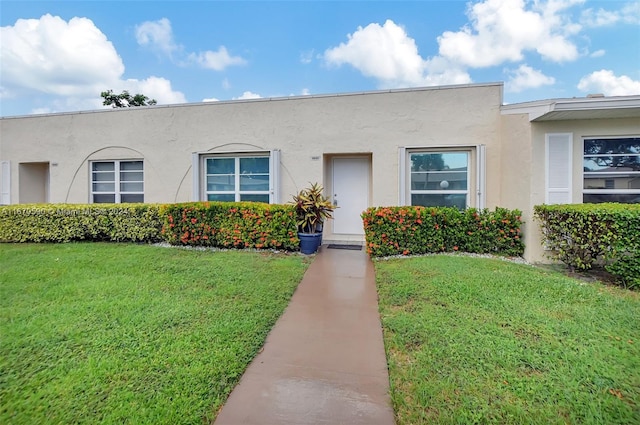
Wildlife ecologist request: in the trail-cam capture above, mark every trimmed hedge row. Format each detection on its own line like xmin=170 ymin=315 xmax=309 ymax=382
xmin=362 ymin=206 xmax=524 ymax=258
xmin=161 ymin=202 xmax=299 ymax=250
xmin=0 ymin=204 xmax=162 ymax=243
xmin=0 ymin=202 xmax=300 ymax=251
xmin=534 ymin=203 xmax=640 ymax=288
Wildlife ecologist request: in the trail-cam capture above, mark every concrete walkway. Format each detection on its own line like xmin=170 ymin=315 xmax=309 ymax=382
xmin=214 ymin=246 xmax=396 ymax=425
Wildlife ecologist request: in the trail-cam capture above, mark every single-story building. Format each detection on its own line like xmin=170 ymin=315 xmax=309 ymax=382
xmin=1 ymin=82 xmax=639 ymax=262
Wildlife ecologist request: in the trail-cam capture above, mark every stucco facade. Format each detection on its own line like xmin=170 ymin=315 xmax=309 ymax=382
xmin=1 ymin=83 xmax=639 ymax=262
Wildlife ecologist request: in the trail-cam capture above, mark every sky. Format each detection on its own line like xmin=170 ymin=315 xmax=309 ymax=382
xmin=1 ymin=0 xmax=639 ymax=117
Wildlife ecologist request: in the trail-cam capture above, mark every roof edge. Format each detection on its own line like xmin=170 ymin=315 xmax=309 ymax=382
xmin=1 ymin=82 xmax=504 ymax=120
xmin=501 ymin=94 xmax=640 ymax=121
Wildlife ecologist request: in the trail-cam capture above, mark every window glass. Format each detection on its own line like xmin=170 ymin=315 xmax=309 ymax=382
xmin=207 ymin=194 xmax=235 ymax=202
xmin=120 ymin=182 xmax=143 ymax=192
xmin=204 ymin=155 xmax=271 ymax=203
xmin=583 ymin=193 xmax=640 ymax=204
xmin=93 ymin=194 xmax=115 ymax=203
xmin=121 ymin=194 xmax=144 ymax=203
xmin=239 ymin=174 xmax=269 ymax=191
xmin=207 ymin=176 xmax=235 ymax=192
xmin=583 ymin=138 xmax=640 ymax=204
xmin=92 ymin=172 xmax=114 ymax=182
xmin=240 ymin=194 xmax=270 ymax=203
xmin=120 ymin=161 xmax=143 ymax=171
xmin=92 ymin=162 xmax=114 ymax=172
xmin=584 ymin=139 xmax=640 ymax=155
xmin=93 ymin=182 xmax=115 ymax=192
xmin=91 ymin=160 xmax=143 ymax=203
xmin=240 ymin=157 xmax=269 ymax=174
xmin=120 ymin=172 xmax=143 ymax=182
xmin=411 ymin=194 xmax=467 ymax=210
xmin=409 ymin=151 xmax=469 ymax=210
xmin=583 ymin=156 xmax=640 ymax=172
xmin=207 ymin=158 xmax=234 ymax=174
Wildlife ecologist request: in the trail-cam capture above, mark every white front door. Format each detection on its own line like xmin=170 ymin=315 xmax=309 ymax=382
xmin=332 ymin=157 xmax=370 ymax=235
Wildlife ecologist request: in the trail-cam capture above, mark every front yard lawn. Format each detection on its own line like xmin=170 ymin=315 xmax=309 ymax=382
xmin=375 ymin=255 xmax=640 ymax=425
xmin=0 ymin=243 xmax=308 ymax=424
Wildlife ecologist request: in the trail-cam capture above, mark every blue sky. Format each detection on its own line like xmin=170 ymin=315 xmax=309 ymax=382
xmin=1 ymin=0 xmax=639 ymax=117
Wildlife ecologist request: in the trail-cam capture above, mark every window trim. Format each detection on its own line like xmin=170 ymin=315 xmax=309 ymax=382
xmin=400 ymin=146 xmax=476 ymax=209
xmin=89 ymin=159 xmax=144 ymax=204
xmin=1 ymin=161 xmax=10 ymax=205
xmin=582 ymin=136 xmax=640 ymax=202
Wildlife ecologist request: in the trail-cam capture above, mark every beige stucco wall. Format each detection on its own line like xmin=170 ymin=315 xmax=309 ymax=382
xmin=498 ymin=113 xmax=537 ymax=260
xmin=0 ymin=84 xmax=504 ymax=243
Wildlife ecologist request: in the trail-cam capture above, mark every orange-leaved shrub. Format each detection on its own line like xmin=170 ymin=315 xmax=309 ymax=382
xmin=362 ymin=206 xmax=524 ymax=257
xmin=161 ymin=202 xmax=299 ymax=250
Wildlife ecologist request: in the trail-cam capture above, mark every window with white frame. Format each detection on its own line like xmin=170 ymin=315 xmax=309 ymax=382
xmin=583 ymin=137 xmax=640 ymax=204
xmin=205 ymin=155 xmax=270 ymax=203
xmin=409 ymin=151 xmax=469 ymax=209
xmin=91 ymin=160 xmax=144 ymax=203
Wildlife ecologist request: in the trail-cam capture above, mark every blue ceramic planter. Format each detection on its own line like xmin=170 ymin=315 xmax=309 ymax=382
xmin=298 ymin=232 xmax=322 ymax=254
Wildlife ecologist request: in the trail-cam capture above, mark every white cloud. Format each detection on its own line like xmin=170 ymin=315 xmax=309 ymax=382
xmin=324 ymin=20 xmax=471 ymax=88
xmin=188 ymin=47 xmax=246 ymax=71
xmin=0 ymin=14 xmax=124 ymax=98
xmin=300 ymin=49 xmax=314 ymax=64
xmin=135 ymin=18 xmax=179 ymax=57
xmin=288 ymin=88 xmax=312 ymax=96
xmin=222 ymin=78 xmax=231 ymax=90
xmin=577 ymin=70 xmax=640 ymax=96
xmin=590 ymin=49 xmax=606 ymax=58
xmin=32 ymin=96 xmax=104 ymax=115
xmin=0 ymin=15 xmax=185 ymax=113
xmin=135 ymin=18 xmax=246 ymax=71
xmin=202 ymin=97 xmax=219 ymax=102
xmin=234 ymin=91 xmax=262 ymax=100
xmin=123 ymin=76 xmax=186 ymax=104
xmin=437 ymin=0 xmax=581 ymax=67
xmin=30 ymin=107 xmax=53 ymax=115
xmin=581 ymin=2 xmax=640 ymax=27
xmin=505 ymin=64 xmax=555 ymax=92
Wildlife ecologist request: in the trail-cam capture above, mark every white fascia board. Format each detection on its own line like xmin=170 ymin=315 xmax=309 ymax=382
xmin=552 ymin=96 xmax=640 ymax=111
xmin=502 ymin=95 xmax=640 ymax=122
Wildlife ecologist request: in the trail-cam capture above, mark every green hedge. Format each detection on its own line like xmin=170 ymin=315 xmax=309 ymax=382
xmin=0 ymin=204 xmax=162 ymax=243
xmin=161 ymin=202 xmax=299 ymax=250
xmin=362 ymin=206 xmax=524 ymax=258
xmin=534 ymin=203 xmax=640 ymax=288
xmin=0 ymin=202 xmax=299 ymax=251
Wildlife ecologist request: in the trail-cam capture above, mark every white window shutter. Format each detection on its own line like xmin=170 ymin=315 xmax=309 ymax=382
xmin=545 ymin=133 xmax=573 ymax=204
xmin=270 ymin=149 xmax=281 ymax=204
xmin=192 ymin=153 xmax=201 ymax=201
xmin=398 ymin=147 xmax=407 ymax=205
xmin=476 ymin=145 xmax=486 ymax=209
xmin=1 ymin=161 xmax=10 ymax=205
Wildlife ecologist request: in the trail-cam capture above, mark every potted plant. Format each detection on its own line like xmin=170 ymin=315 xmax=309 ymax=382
xmin=291 ymin=182 xmax=336 ymax=254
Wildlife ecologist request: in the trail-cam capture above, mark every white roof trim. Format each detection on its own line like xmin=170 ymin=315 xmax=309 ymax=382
xmin=502 ymin=95 xmax=640 ymax=121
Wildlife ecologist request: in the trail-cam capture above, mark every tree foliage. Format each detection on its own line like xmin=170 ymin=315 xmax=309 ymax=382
xmin=101 ymin=90 xmax=157 ymax=108
xmin=411 ymin=153 xmax=445 ymax=171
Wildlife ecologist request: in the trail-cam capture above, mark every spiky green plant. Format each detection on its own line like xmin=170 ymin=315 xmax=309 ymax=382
xmin=290 ymin=183 xmax=336 ymax=233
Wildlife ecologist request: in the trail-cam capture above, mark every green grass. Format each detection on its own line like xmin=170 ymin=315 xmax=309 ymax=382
xmin=0 ymin=243 xmax=309 ymax=424
xmin=375 ymin=255 xmax=640 ymax=425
